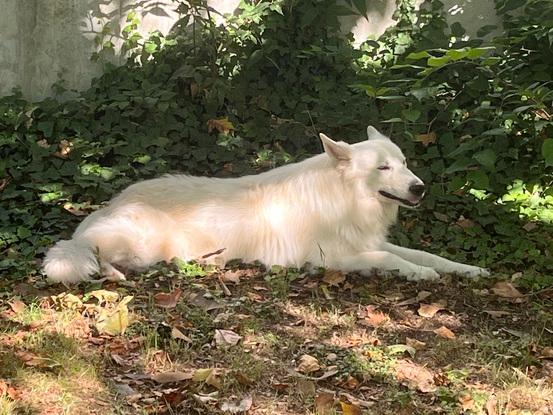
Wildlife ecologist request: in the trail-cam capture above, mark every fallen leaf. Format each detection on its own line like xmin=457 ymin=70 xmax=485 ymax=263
xmin=358 ymin=305 xmax=389 ymax=327
xmin=458 ymin=392 xmax=474 ymax=411
xmin=523 ymin=222 xmax=537 ymax=232
xmin=414 ymin=131 xmax=437 ymax=147
xmin=113 ymin=383 xmax=138 ymax=397
xmin=207 ymin=117 xmax=234 ymax=134
xmin=485 ymin=394 xmax=498 ymax=415
xmin=221 ymin=396 xmax=252 ymax=414
xmin=406 ymin=337 xmax=426 ymax=350
xmin=314 ymin=392 xmax=335 ymax=414
xmin=395 ymin=359 xmax=436 ymax=393
xmin=396 ymin=290 xmax=432 ymax=307
xmin=434 ymin=212 xmax=449 ymax=222
xmin=296 ymin=379 xmax=316 ymax=397
xmin=154 ymin=288 xmax=182 ymax=308
xmin=344 ymin=375 xmax=360 ymax=389
xmin=193 ymin=368 xmax=223 ymax=389
xmin=95 ymin=295 xmax=133 ymax=336
xmin=87 ymin=289 xmax=120 ymax=304
xmin=418 ymin=302 xmax=444 ymax=318
xmin=539 ymin=347 xmax=553 ymax=359
xmin=214 ymin=329 xmax=242 ymax=346
xmin=322 ymin=270 xmax=346 ymax=287
xmin=151 ymin=371 xmax=194 ymax=384
xmin=193 ymin=392 xmax=219 ymax=404
xmin=434 ymin=326 xmax=456 ymax=339
xmin=185 ymin=290 xmax=223 ymax=311
xmin=456 ymin=215 xmax=476 ymax=228
xmin=221 ymin=270 xmax=241 ymax=284
xmin=340 ymin=401 xmax=362 ymax=415
xmin=8 ymin=300 xmax=25 ymax=314
xmin=296 ymin=354 xmax=321 ymax=374
xmin=171 ymin=327 xmax=192 ymax=342
xmin=491 ymin=281 xmax=524 ymax=298
xmin=386 ymin=344 xmax=416 ymax=358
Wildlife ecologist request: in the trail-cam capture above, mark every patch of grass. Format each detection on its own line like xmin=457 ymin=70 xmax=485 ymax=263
xmin=0 ymin=394 xmax=16 ymax=415
xmin=343 ymin=346 xmax=397 ymax=382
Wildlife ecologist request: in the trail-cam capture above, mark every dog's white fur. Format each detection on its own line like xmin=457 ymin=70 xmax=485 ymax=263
xmin=43 ymin=126 xmax=489 ymax=284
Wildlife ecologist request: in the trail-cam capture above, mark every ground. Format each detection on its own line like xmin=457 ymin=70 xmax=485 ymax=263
xmin=0 ymin=262 xmax=552 ymax=415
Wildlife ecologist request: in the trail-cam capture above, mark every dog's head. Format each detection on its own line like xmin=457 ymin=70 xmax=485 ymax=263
xmin=320 ymin=126 xmax=425 ymax=208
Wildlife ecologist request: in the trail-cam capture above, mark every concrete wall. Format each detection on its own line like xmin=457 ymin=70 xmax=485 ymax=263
xmin=0 ymin=0 xmax=500 ymax=101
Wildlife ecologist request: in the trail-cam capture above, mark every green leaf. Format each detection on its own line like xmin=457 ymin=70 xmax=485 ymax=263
xmin=467 ymin=170 xmax=489 ymax=189
xmin=427 ymin=56 xmax=451 ymax=67
xmin=542 ymin=139 xmax=553 ymax=166
xmin=474 ymin=149 xmax=496 ymax=169
xmin=446 ymin=48 xmax=469 ymax=60
xmin=144 ymin=41 xmax=157 ymax=54
xmin=450 ymin=22 xmax=465 ymax=37
xmin=402 ymin=109 xmax=421 ymax=122
xmin=37 ymin=121 xmax=54 ymax=138
xmin=351 ymin=0 xmax=368 ymax=16
xmin=406 ymin=51 xmax=431 ymax=60
xmin=466 ymin=47 xmax=494 ymax=59
xmin=446 ymin=157 xmax=473 ymax=173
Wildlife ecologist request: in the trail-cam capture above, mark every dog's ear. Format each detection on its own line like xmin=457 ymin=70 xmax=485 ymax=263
xmin=319 ymin=133 xmax=351 ymax=163
xmin=367 ymin=125 xmax=391 ymax=141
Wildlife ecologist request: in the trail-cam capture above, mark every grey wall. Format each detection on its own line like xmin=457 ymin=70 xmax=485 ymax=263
xmin=0 ymin=0 xmax=500 ymax=101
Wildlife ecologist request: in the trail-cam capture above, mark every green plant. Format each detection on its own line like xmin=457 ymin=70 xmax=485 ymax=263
xmin=0 ymin=0 xmax=551 ymax=287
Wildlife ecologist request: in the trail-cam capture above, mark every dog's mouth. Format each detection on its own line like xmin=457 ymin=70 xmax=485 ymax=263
xmin=379 ymin=190 xmax=421 ymax=208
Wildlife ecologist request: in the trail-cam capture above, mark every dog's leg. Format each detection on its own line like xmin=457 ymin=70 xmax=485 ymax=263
xmin=382 ymin=242 xmax=489 ymax=278
xmin=99 ymin=261 xmax=126 ymax=282
xmin=338 ymin=251 xmax=440 ymax=281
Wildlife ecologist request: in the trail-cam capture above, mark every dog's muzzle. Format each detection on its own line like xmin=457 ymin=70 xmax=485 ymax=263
xmin=379 ymin=182 xmax=425 ymax=207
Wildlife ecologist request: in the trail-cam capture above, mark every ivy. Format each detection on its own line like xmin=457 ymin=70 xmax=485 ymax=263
xmin=0 ymin=0 xmax=552 ymax=287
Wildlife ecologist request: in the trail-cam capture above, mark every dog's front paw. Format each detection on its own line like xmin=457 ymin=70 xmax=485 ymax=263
xmin=407 ymin=267 xmax=440 ymax=282
xmin=460 ymin=266 xmax=490 ymax=278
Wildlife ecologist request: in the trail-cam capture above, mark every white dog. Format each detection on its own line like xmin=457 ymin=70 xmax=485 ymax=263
xmin=43 ymin=126 xmax=489 ymax=284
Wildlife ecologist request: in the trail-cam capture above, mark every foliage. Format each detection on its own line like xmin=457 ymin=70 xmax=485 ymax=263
xmin=0 ymin=0 xmax=552 ymax=285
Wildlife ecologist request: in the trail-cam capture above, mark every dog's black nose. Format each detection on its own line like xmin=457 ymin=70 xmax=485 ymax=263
xmin=409 ymin=183 xmax=426 ymax=197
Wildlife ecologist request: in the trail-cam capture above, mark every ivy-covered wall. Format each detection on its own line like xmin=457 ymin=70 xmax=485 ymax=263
xmin=0 ymin=0 xmax=499 ymax=100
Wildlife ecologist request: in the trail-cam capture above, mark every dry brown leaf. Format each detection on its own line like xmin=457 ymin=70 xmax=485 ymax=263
xmin=171 ymin=327 xmax=192 ymax=342
xmin=491 ymin=281 xmax=524 ymax=298
xmin=221 ymin=270 xmax=241 ymax=284
xmin=340 ymin=401 xmax=362 ymax=415
xmin=296 ymin=354 xmax=321 ymax=374
xmin=456 ymin=215 xmax=476 ymax=229
xmin=314 ymin=392 xmax=335 ymax=414
xmin=539 ymin=347 xmax=553 ymax=359
xmin=344 ymin=375 xmax=360 ymax=390
xmin=358 ymin=305 xmax=389 ymax=327
xmin=322 ymin=270 xmax=346 ymax=287
xmin=8 ymin=300 xmax=25 ymax=314
xmin=214 ymin=329 xmax=242 ymax=346
xmin=220 ymin=396 xmax=253 ymax=413
xmin=207 ymin=117 xmax=234 ymax=134
xmin=395 ymin=359 xmax=436 ymax=393
xmin=414 ymin=132 xmax=437 ymax=147
xmin=151 ymin=370 xmax=194 ymax=384
xmin=396 ymin=290 xmax=432 ymax=307
xmin=406 ymin=337 xmax=426 ymax=350
xmin=193 ymin=368 xmax=224 ymax=389
xmin=418 ymin=302 xmax=444 ymax=318
xmin=434 ymin=326 xmax=456 ymax=339
xmin=458 ymin=392 xmax=474 ymax=411
xmin=154 ymin=288 xmax=182 ymax=308
xmin=485 ymin=394 xmax=498 ymax=415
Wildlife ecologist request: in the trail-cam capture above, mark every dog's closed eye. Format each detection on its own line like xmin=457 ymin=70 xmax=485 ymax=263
xmin=377 ymin=165 xmax=390 ymax=171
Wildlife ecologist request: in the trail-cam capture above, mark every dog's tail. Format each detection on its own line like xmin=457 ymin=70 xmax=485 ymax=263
xmin=43 ymin=238 xmax=99 ymax=284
